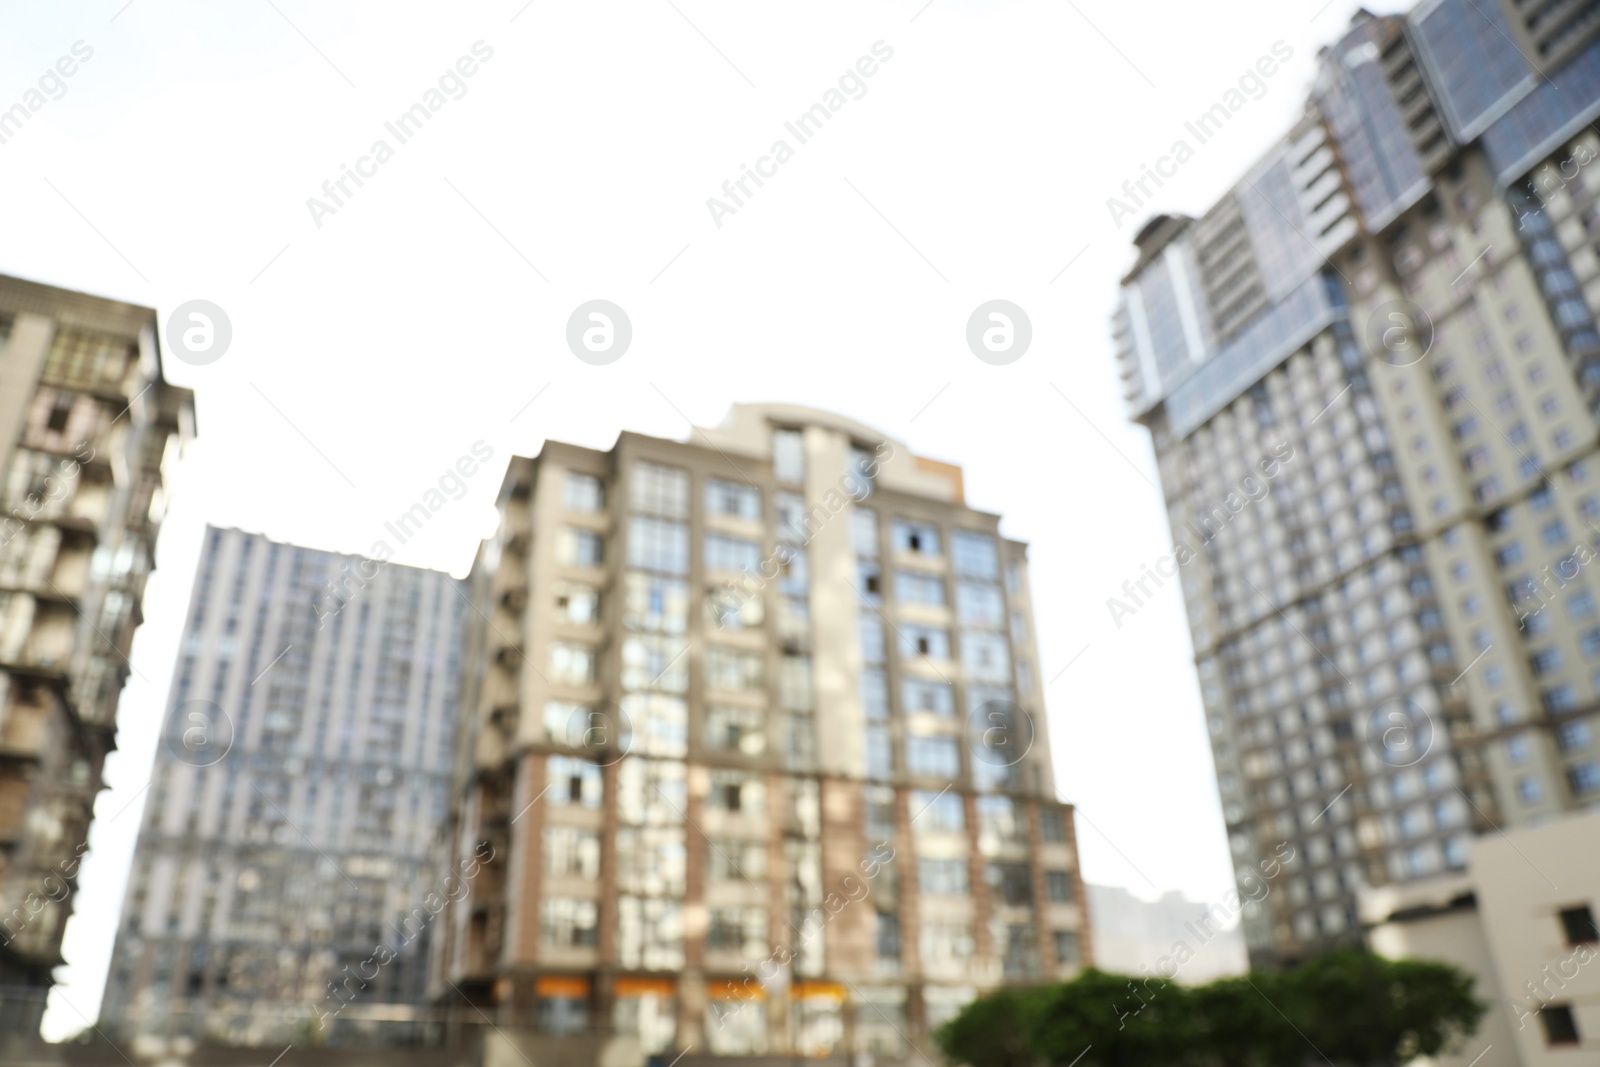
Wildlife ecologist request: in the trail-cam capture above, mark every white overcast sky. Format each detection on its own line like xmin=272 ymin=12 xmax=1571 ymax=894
xmin=0 ymin=0 xmax=1398 ymax=1037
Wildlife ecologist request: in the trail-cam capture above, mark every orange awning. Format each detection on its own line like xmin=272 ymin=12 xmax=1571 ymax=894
xmin=535 ymin=975 xmax=591 ymax=997
xmin=614 ymin=976 xmax=676 ymax=997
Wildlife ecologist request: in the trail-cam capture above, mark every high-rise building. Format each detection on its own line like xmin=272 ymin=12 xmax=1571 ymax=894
xmin=433 ymin=404 xmax=1087 ymax=1061
xmin=1111 ymin=3 xmax=1600 ymax=968
xmin=99 ymin=527 xmax=466 ymax=1046
xmin=0 ymin=274 xmax=194 ymax=1034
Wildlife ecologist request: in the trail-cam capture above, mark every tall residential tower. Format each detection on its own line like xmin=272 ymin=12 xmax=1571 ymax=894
xmin=1112 ymin=2 xmax=1600 ymax=969
xmin=0 ymin=275 xmax=193 ymax=1034
xmin=434 ymin=404 xmax=1087 ymax=1063
xmin=100 ymin=528 xmax=466 ymax=1046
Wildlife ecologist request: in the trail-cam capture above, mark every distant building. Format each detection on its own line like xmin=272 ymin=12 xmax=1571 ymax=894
xmin=1085 ymin=884 xmax=1247 ymax=986
xmin=99 ymin=528 xmax=466 ymax=1046
xmin=1364 ymin=807 xmax=1600 ymax=1067
xmin=433 ymin=404 xmax=1089 ymax=1064
xmin=0 ymin=274 xmax=193 ymax=1034
xmin=1111 ymin=2 xmax=1600 ymax=970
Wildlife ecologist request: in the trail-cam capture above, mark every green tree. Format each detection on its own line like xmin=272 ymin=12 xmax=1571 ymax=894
xmin=1184 ymin=974 xmax=1300 ymax=1067
xmin=934 ymin=986 xmax=1035 ymax=1067
xmin=1281 ymin=949 xmax=1486 ymax=1066
xmin=1023 ymin=969 xmax=1195 ymax=1067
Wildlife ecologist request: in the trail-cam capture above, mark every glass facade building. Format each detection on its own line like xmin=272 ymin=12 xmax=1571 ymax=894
xmin=1113 ymin=3 xmax=1600 ymax=966
xmin=99 ymin=528 xmax=466 ymax=1046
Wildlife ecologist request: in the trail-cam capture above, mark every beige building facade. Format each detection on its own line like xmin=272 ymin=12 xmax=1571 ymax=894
xmin=0 ymin=274 xmax=194 ymax=1033
xmin=1365 ymin=808 xmax=1600 ymax=1065
xmin=434 ymin=404 xmax=1087 ymax=1063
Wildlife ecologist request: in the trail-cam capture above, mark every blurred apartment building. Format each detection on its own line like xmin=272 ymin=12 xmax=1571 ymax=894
xmin=1084 ymin=884 xmax=1248 ymax=986
xmin=0 ymin=275 xmax=193 ymax=1033
xmin=432 ymin=404 xmax=1087 ymax=1064
xmin=1110 ymin=0 xmax=1600 ymax=1048
xmin=99 ymin=528 xmax=465 ymax=1046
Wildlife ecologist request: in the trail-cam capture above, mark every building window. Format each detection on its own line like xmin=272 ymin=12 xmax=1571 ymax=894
xmin=538 ymin=992 xmax=589 ymax=1035
xmin=772 ymin=428 xmax=805 ymax=484
xmin=899 ymin=624 xmax=950 ymax=659
xmin=706 ymin=587 xmax=763 ymax=630
xmin=951 ymin=530 xmax=999 ymax=578
xmin=707 ymin=996 xmax=767 ymax=1055
xmin=540 ymin=898 xmax=599 ymax=947
xmin=861 ymin=670 xmax=890 ymax=720
xmin=555 ymin=581 xmax=600 ymax=625
xmin=549 ymin=641 xmax=598 ymax=686
xmin=706 ymin=705 xmax=766 ymax=755
xmin=997 ymin=921 xmax=1040 ymax=978
xmin=1541 ymin=1004 xmax=1580 ymax=1046
xmin=854 ymin=508 xmax=880 ymax=556
xmin=708 ymin=906 xmax=767 ymax=955
xmin=955 ymin=581 xmax=1006 ymax=627
xmin=708 ymin=839 xmax=767 ymax=881
xmin=977 ymin=795 xmax=1023 ymax=848
xmin=911 ymin=788 xmax=963 ymax=833
xmin=987 ymin=862 xmax=1033 ymax=906
xmin=1053 ymin=930 xmax=1081 ymax=966
xmin=1559 ymin=719 xmax=1593 ymax=750
xmin=1559 ymin=905 xmax=1600 ymax=946
xmin=544 ymin=826 xmax=601 ymax=878
xmin=860 ymin=615 xmax=888 ymax=664
xmin=865 ymin=784 xmax=896 ymax=839
xmin=618 ymin=895 xmax=685 ymax=971
xmin=903 ymin=676 xmax=954 ymax=716
xmin=559 ymin=527 xmax=604 ymax=567
xmin=705 ymin=647 xmax=764 ymax=692
xmin=623 ymin=573 xmax=689 ymax=633
xmin=1039 ymin=808 xmax=1067 ymax=842
xmin=631 ymin=462 xmax=690 ymax=518
xmin=892 ymin=519 xmax=941 ymax=556
xmin=905 ymin=735 xmax=960 ymax=778
xmin=708 ymin=769 xmax=763 ymax=816
xmin=866 ymin=725 xmax=893 ymax=780
xmin=918 ymin=858 xmax=970 ymax=896
xmin=875 ymin=911 xmax=901 ymax=969
xmin=565 ymin=472 xmax=605 ymax=513
xmin=920 ymin=920 xmax=975 ymax=972
xmin=548 ymin=756 xmax=602 ymax=807
xmin=1045 ymin=870 xmax=1074 ymax=902
xmin=1531 ymin=649 xmax=1564 ymax=675
xmin=705 ymin=478 xmax=761 ymax=520
xmin=962 ymin=632 xmax=1012 ymax=682
xmin=1568 ymin=762 xmax=1600 ymax=795
xmin=894 ymin=570 xmax=946 ymax=606
xmin=628 ymin=517 xmax=689 ymax=574
xmin=706 ymin=533 xmax=762 ymax=573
